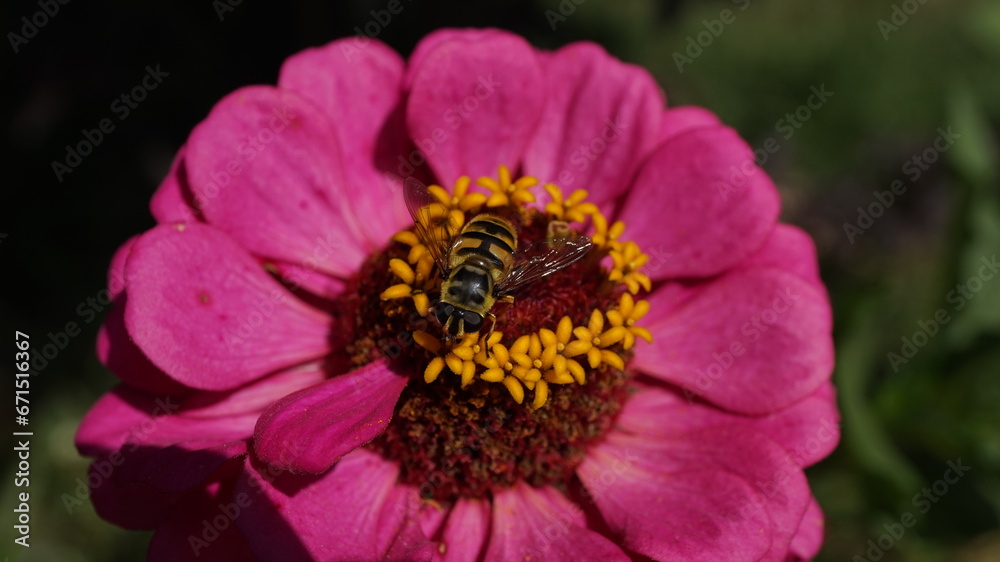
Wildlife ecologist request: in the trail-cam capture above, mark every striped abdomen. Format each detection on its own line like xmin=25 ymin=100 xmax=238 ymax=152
xmin=449 ymin=215 xmax=517 ymax=282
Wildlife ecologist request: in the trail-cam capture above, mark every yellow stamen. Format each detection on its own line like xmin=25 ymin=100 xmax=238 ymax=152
xmin=425 ymin=357 xmax=445 ymax=384
xmin=502 ymin=376 xmax=525 ymax=404
xmin=591 ymin=212 xmax=625 ymax=252
xmin=478 ymin=165 xmax=537 ymax=208
xmin=383 ymin=165 xmax=652 ymax=408
xmin=413 ymin=330 xmax=442 ymax=354
xmin=381 ymin=284 xmax=413 ymax=300
xmin=563 ymin=309 xmax=629 ymax=370
xmin=388 ymin=258 xmax=416 ymax=285
xmin=543 ymin=183 xmax=600 ymax=224
xmin=392 ymin=231 xmax=421 ymax=246
xmin=607 ymin=293 xmax=653 ymax=350
xmin=532 ymin=379 xmax=549 ymax=410
xmin=608 ymin=240 xmax=652 ymax=295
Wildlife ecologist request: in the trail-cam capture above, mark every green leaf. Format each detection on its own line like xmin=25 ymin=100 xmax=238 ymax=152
xmin=838 ymin=300 xmax=922 ymax=496
xmin=945 ymin=86 xmax=1000 ymax=348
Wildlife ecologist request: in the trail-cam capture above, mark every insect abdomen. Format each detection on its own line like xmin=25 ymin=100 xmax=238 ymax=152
xmin=452 ymin=215 xmax=517 ymax=281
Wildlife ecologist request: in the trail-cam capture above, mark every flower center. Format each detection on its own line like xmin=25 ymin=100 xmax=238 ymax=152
xmin=343 ymin=166 xmax=652 ymax=501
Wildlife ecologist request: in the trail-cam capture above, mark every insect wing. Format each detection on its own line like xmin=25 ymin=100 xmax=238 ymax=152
xmin=497 ymin=235 xmax=593 ymax=296
xmin=403 ymin=178 xmax=459 ymax=273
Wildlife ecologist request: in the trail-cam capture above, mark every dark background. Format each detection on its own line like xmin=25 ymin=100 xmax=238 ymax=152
xmin=3 ymin=0 xmax=1000 ymax=560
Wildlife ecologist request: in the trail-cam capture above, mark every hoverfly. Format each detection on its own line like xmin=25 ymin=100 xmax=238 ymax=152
xmin=404 ymin=179 xmax=593 ymax=338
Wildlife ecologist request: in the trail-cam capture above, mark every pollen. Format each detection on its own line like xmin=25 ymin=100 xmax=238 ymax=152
xmin=477 ymin=165 xmax=537 ymax=208
xmin=607 ymin=292 xmax=653 ymax=350
xmin=431 ymin=175 xmax=488 ymax=212
xmin=377 ymin=165 xmax=652 ymax=410
xmin=608 ymin=240 xmax=653 ymax=294
xmin=590 ymin=212 xmax=625 ymax=252
xmin=380 ymin=256 xmax=435 ymax=316
xmin=352 ymin=167 xmax=658 ymax=500
xmin=562 ymin=309 xmax=628 ymax=370
xmin=543 ymin=183 xmax=598 ymax=224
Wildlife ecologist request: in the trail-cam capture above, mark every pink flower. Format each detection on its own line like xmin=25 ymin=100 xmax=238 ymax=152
xmin=77 ymin=29 xmax=837 ymax=561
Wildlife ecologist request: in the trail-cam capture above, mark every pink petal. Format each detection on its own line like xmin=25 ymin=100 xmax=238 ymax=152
xmin=149 ymin=145 xmax=200 ymax=224
xmin=618 ymin=126 xmax=780 ymax=279
xmin=585 ymin=422 xmax=812 ymax=560
xmin=148 ymin=482 xmax=258 ymax=562
xmin=619 ymin=383 xmax=840 ymax=468
xmin=522 ymin=42 xmax=663 ymax=207
xmin=485 ymin=482 xmax=628 ymax=561
xmin=406 ymin=29 xmax=545 ymax=185
xmin=235 ymin=449 xmax=434 ymax=561
xmin=279 ymin=38 xmax=412 ymax=250
xmin=404 ymin=28 xmax=513 ymax=90
xmin=788 ymin=497 xmax=825 ymax=560
xmin=107 ymin=235 xmax=138 ymax=301
xmin=76 ymin=384 xmax=257 ymax=493
xmin=180 ymin=366 xmax=326 ymax=419
xmin=659 ymin=106 xmax=722 ymax=143
xmin=265 ymin=259 xmax=347 ymax=301
xmin=578 ymin=434 xmax=771 ymax=562
xmin=97 ymin=302 xmax=188 ymax=394
xmin=743 ymin=223 xmax=823 ymax=287
xmin=420 ymin=502 xmax=449 ymax=542
xmin=99 ymin=237 xmax=189 ymax=393
xmin=750 ymin=383 xmax=840 ymax=467
xmin=185 ymin=86 xmax=368 ymax=278
xmin=116 ymin=439 xmax=250 ymax=495
xmin=85 ymin=460 xmax=178 ymax=529
xmin=439 ymin=499 xmax=491 ymax=561
xmin=124 ymin=223 xmax=333 ymax=391
xmin=76 ymin=385 xmax=183 ymax=458
xmin=76 ymin=386 xmax=256 ymax=450
xmin=253 ymin=359 xmax=407 ymax=473
xmin=636 ymin=268 xmax=833 ymax=414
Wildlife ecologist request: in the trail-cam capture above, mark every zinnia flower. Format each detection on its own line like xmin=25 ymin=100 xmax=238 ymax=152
xmin=76 ymin=29 xmax=838 ymax=561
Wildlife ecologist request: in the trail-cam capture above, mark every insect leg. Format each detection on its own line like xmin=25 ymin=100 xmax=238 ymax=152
xmin=484 ymin=295 xmax=516 ymax=359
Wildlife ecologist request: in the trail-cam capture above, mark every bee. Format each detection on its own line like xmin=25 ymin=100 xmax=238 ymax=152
xmin=404 ymin=179 xmax=593 ymax=338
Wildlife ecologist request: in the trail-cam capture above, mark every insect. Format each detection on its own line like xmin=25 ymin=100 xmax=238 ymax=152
xmin=404 ymin=179 xmax=593 ymax=338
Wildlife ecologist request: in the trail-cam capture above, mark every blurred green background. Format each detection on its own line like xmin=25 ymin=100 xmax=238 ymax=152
xmin=3 ymin=0 xmax=999 ymax=560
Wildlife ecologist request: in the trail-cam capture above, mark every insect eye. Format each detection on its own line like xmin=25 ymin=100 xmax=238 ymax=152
xmin=462 ymin=312 xmax=484 ymax=333
xmin=434 ymin=304 xmax=453 ymax=327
